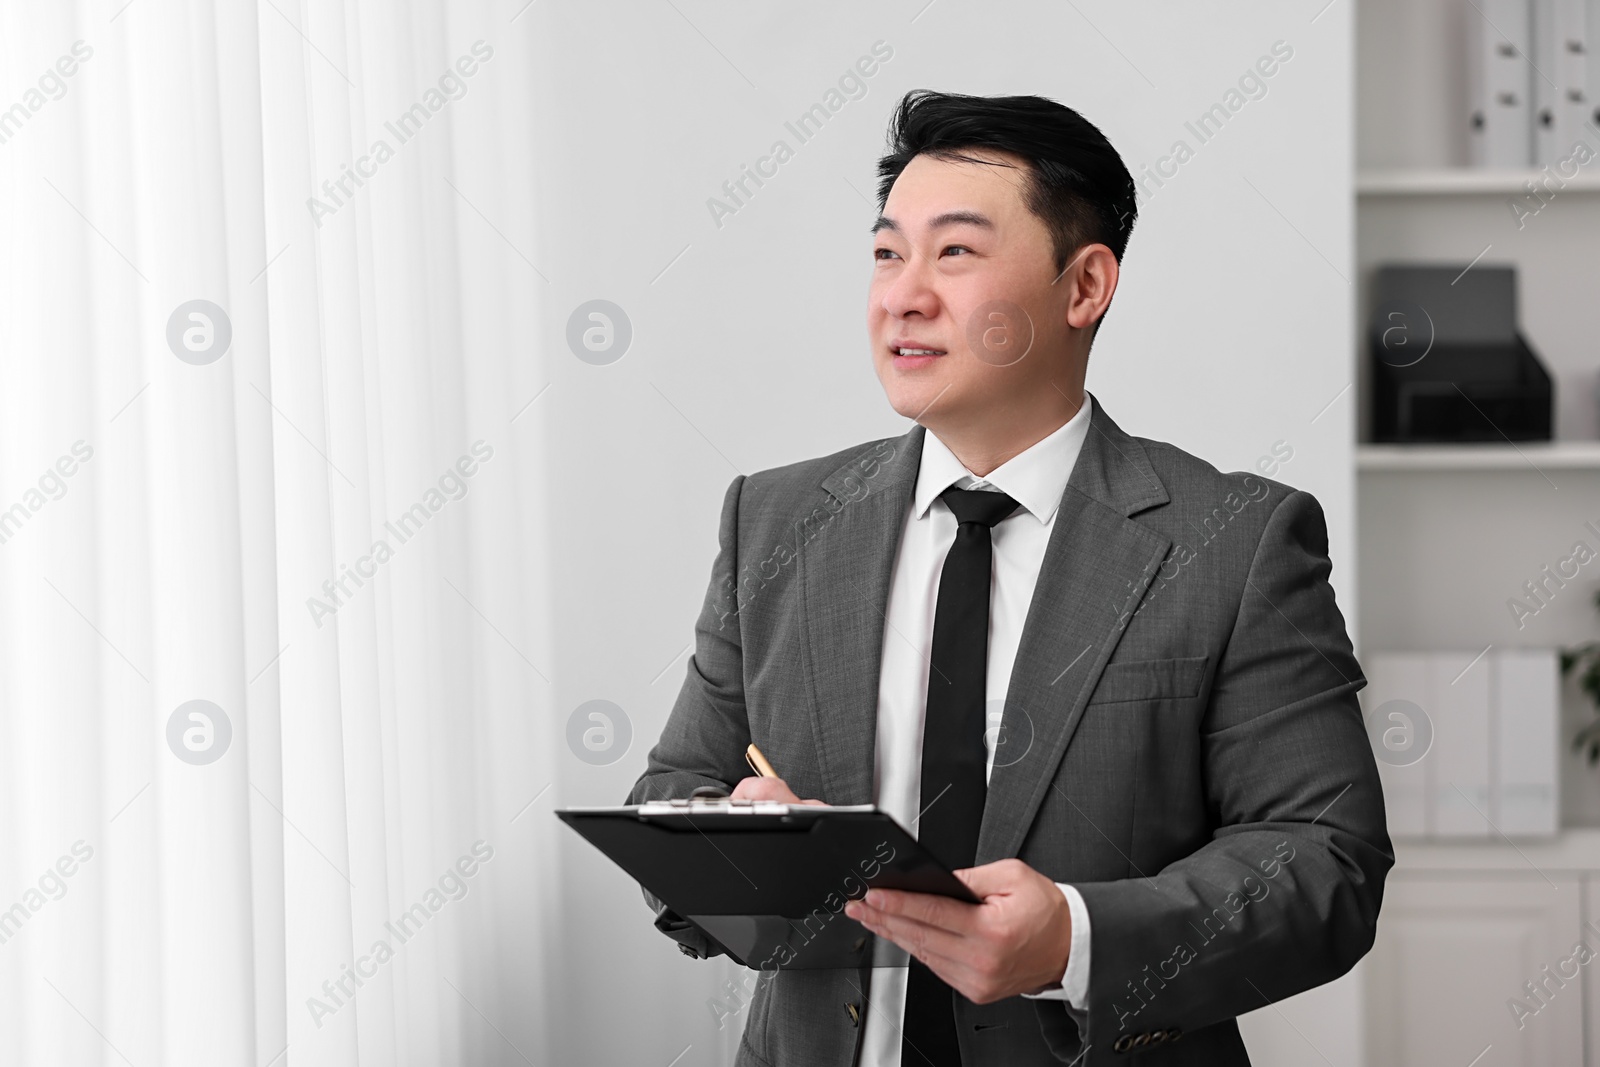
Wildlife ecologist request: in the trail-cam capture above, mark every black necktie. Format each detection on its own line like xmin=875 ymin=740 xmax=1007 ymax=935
xmin=901 ymin=486 xmax=1020 ymax=1067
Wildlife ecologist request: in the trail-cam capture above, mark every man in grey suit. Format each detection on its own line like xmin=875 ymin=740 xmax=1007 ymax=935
xmin=628 ymin=90 xmax=1391 ymax=1066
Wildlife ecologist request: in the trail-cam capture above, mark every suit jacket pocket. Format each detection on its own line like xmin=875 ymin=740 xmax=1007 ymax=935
xmin=1087 ymin=655 xmax=1208 ymax=704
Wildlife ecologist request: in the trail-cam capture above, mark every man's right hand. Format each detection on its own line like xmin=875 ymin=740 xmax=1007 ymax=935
xmin=729 ymin=776 xmax=827 ymax=805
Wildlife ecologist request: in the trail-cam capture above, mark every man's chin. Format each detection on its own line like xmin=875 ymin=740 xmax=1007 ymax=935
xmin=884 ymin=384 xmax=959 ymax=425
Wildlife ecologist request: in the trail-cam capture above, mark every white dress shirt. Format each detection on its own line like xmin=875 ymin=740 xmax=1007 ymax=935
xmin=860 ymin=395 xmax=1094 ymax=1067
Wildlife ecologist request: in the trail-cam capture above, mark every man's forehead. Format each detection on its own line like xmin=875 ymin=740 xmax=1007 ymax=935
xmin=875 ymin=153 xmax=1030 ymax=234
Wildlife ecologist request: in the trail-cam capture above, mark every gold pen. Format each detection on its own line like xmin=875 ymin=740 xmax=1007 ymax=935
xmin=745 ymin=742 xmax=778 ymax=779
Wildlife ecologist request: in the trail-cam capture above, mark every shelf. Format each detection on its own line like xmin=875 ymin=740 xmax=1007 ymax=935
xmin=1357 ymin=168 xmax=1600 ymax=196
xmin=1358 ymin=442 xmax=1600 ymax=471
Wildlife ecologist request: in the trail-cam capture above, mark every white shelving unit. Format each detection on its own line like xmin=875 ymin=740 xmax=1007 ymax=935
xmin=1358 ymin=168 xmax=1600 ymax=195
xmin=1355 ymin=1 xmax=1600 ymax=1063
xmin=1357 ymin=441 xmax=1600 ymax=470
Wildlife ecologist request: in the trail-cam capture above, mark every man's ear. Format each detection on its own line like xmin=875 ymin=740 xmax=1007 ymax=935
xmin=1067 ymin=244 xmax=1118 ymax=332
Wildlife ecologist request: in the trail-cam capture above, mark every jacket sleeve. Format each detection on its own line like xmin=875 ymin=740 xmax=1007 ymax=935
xmin=1042 ymin=489 xmax=1394 ymax=1061
xmin=625 ymin=473 xmax=755 ymax=960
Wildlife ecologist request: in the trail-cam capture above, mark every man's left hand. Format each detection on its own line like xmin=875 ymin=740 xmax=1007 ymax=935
xmin=842 ymin=857 xmax=1072 ymax=1004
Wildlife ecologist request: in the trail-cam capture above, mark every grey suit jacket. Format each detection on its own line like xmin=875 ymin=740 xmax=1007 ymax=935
xmin=627 ymin=396 xmax=1392 ymax=1066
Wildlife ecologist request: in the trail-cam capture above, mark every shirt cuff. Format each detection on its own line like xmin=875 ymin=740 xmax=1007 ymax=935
xmin=1020 ymin=882 xmax=1090 ymax=1009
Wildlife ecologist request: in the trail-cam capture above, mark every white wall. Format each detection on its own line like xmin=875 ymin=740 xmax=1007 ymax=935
xmin=530 ymin=3 xmax=1358 ymax=1063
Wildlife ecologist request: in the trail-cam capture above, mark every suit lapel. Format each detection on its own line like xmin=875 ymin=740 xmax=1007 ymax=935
xmin=798 ymin=399 xmax=1172 ymax=841
xmin=801 ymin=424 xmax=925 ymax=805
xmin=975 ymin=400 xmax=1173 ymax=864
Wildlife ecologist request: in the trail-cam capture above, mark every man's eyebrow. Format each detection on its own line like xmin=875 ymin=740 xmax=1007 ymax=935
xmin=870 ymin=210 xmax=994 ymax=236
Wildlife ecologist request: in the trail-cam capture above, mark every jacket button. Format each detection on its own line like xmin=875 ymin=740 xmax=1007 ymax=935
xmin=1167 ymin=1027 xmax=1183 ymax=1042
xmin=1113 ymin=1034 xmax=1134 ymax=1052
xmin=844 ymin=1002 xmax=861 ymax=1027
xmin=1133 ymin=1032 xmax=1150 ymax=1047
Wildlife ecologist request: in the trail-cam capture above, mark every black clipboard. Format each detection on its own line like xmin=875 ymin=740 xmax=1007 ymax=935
xmin=557 ymin=801 xmax=981 ymax=970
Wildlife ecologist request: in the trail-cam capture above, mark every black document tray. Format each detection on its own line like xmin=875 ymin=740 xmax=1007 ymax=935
xmin=557 ymin=804 xmax=980 ymax=970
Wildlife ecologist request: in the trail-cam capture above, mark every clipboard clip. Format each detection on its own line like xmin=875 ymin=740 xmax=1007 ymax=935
xmin=639 ymin=797 xmax=795 ymax=815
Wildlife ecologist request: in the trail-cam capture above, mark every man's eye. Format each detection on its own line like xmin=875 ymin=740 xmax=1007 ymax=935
xmin=943 ymin=245 xmax=971 ymax=256
xmin=874 ymin=248 xmax=900 ymax=261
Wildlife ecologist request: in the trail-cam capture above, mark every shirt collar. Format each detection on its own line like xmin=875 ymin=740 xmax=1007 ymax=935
xmin=912 ymin=393 xmax=1094 ymax=525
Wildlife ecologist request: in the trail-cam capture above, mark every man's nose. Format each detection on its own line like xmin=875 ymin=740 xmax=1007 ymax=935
xmin=879 ymin=257 xmax=942 ymax=320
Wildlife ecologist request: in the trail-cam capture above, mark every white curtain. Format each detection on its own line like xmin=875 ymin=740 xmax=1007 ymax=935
xmin=0 ymin=2 xmax=556 ymax=1065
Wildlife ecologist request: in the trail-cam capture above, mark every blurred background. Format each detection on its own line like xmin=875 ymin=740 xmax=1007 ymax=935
xmin=0 ymin=0 xmax=1596 ymax=1064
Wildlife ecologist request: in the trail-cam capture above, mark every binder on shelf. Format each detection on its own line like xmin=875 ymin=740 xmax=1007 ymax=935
xmin=1531 ymin=0 xmax=1592 ymax=165
xmin=1363 ymin=649 xmax=1560 ymax=839
xmin=1493 ymin=648 xmax=1560 ymax=834
xmin=1469 ymin=0 xmax=1535 ymax=167
xmin=1431 ymin=652 xmax=1494 ymax=838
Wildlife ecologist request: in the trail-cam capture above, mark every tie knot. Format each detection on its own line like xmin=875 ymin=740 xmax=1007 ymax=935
xmin=940 ymin=486 xmax=1021 ymax=528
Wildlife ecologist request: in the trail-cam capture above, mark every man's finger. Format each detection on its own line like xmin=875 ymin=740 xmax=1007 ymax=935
xmin=863 ymin=887 xmax=975 ymax=932
xmin=851 ymin=907 xmax=995 ymax=1000
xmin=952 ymin=858 xmax=1027 ymax=899
xmin=728 ymin=776 xmax=799 ymax=802
xmin=851 ymin=902 xmax=968 ymax=967
xmin=848 ymin=895 xmax=1020 ymax=1004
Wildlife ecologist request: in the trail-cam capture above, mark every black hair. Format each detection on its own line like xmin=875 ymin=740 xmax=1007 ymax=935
xmin=875 ymin=91 xmax=1137 ymax=331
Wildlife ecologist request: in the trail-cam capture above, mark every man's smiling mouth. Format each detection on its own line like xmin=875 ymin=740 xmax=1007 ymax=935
xmin=890 ymin=339 xmax=948 ymax=357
